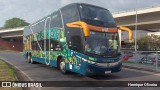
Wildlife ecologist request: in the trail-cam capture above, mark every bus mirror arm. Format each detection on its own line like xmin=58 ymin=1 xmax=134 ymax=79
xmin=118 ymin=26 xmax=133 ymax=42
xmin=66 ymin=21 xmax=90 ymax=37
xmin=67 ymin=21 xmax=119 ymax=37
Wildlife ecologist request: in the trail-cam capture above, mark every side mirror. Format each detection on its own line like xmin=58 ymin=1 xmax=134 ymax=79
xmin=118 ymin=26 xmax=133 ymax=42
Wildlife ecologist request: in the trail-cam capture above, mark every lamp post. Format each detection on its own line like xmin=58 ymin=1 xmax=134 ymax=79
xmin=135 ymin=0 xmax=138 ymax=52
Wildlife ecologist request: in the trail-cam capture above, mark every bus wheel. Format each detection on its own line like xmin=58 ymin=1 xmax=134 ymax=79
xmin=60 ymin=59 xmax=67 ymax=74
xmin=27 ymin=55 xmax=31 ymax=63
xmin=30 ymin=56 xmax=35 ymax=64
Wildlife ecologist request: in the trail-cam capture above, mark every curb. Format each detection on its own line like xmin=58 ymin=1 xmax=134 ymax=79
xmin=0 ymin=59 xmax=35 ymax=90
xmin=0 ymin=59 xmax=23 ymax=90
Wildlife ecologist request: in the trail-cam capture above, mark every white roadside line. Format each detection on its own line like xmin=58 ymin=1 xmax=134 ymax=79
xmin=123 ymin=67 xmax=160 ymax=77
xmin=0 ymin=57 xmax=42 ymax=90
xmin=153 ymin=73 xmax=160 ymax=77
xmin=123 ymin=67 xmax=154 ymax=74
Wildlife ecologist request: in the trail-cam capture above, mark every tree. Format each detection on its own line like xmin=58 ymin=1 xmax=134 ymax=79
xmin=3 ymin=17 xmax=30 ymax=29
xmin=137 ymin=35 xmax=160 ymax=51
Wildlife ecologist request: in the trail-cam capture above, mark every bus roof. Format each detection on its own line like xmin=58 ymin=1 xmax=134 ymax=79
xmin=25 ymin=3 xmax=109 ymax=29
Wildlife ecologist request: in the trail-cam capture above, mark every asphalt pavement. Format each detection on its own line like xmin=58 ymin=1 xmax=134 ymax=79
xmin=0 ymin=51 xmax=160 ymax=90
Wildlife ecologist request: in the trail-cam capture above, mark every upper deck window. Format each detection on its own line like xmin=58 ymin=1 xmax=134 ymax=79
xmin=79 ymin=4 xmax=116 ymax=27
xmin=61 ymin=4 xmax=80 ymax=24
xmin=50 ymin=11 xmax=62 ymax=28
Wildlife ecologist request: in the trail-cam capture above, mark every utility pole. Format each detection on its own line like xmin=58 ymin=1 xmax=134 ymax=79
xmin=135 ymin=0 xmax=138 ymax=52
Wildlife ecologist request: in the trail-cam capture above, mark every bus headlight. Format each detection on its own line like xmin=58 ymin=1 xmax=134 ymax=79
xmin=87 ymin=60 xmax=96 ymax=64
xmin=76 ymin=55 xmax=96 ymax=64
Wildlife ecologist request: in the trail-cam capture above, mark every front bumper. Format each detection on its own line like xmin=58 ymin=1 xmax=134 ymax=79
xmin=81 ymin=61 xmax=122 ymax=76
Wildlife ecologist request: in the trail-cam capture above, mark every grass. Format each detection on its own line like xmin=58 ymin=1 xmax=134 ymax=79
xmin=0 ymin=60 xmax=22 ymax=90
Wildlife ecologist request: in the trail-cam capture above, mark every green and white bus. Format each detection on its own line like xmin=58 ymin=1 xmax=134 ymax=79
xmin=23 ymin=3 xmax=132 ymax=76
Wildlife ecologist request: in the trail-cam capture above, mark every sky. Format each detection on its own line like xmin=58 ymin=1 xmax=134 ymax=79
xmin=0 ymin=0 xmax=160 ymax=27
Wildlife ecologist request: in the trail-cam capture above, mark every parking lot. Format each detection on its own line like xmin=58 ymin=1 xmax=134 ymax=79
xmin=121 ymin=51 xmax=160 ymax=71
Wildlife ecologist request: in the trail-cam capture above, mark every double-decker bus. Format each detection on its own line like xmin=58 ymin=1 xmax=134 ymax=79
xmin=23 ymin=3 xmax=132 ymax=76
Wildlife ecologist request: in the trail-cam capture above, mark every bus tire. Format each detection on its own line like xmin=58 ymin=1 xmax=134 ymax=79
xmin=27 ymin=54 xmax=31 ymax=63
xmin=30 ymin=55 xmax=35 ymax=64
xmin=26 ymin=52 xmax=28 ymax=59
xmin=60 ymin=58 xmax=67 ymax=74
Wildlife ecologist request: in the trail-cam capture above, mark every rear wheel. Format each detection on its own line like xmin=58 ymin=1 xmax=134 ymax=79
xmin=27 ymin=55 xmax=31 ymax=63
xmin=60 ymin=59 xmax=67 ymax=74
xmin=30 ymin=56 xmax=35 ymax=64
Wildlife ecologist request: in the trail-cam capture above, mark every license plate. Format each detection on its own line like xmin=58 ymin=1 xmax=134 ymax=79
xmin=105 ymin=71 xmax=111 ymax=74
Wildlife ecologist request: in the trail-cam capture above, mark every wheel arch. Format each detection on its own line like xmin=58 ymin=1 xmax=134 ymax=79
xmin=57 ymin=55 xmax=63 ymax=69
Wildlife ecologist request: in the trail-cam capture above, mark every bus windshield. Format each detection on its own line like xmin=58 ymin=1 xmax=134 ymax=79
xmin=79 ymin=4 xmax=116 ymax=27
xmin=85 ymin=31 xmax=119 ymax=57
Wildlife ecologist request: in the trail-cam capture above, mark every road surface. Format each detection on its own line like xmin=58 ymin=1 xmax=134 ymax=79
xmin=0 ymin=51 xmax=160 ymax=90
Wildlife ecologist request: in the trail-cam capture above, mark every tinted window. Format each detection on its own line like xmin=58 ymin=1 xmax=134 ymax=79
xmin=61 ymin=4 xmax=83 ymax=52
xmin=50 ymin=11 xmax=62 ymax=28
xmin=66 ymin=28 xmax=83 ymax=52
xmin=36 ymin=39 xmax=62 ymax=51
xmin=78 ymin=4 xmax=116 ymax=28
xmin=37 ymin=20 xmax=45 ymax=31
xmin=79 ymin=5 xmax=115 ymax=23
xmin=24 ymin=20 xmax=45 ymax=36
xmin=71 ymin=36 xmax=82 ymax=52
xmin=42 ymin=39 xmax=49 ymax=51
xmin=51 ymin=40 xmax=62 ymax=51
xmin=61 ymin=4 xmax=79 ymax=24
xmin=31 ymin=41 xmax=41 ymax=50
xmin=31 ymin=25 xmax=36 ymax=33
xmin=32 ymin=41 xmax=36 ymax=50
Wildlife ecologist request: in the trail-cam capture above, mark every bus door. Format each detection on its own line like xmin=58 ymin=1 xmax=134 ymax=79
xmin=61 ymin=4 xmax=84 ymax=53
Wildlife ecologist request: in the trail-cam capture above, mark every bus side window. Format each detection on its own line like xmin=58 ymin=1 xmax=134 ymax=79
xmin=61 ymin=4 xmax=79 ymax=23
xmin=50 ymin=39 xmax=54 ymax=50
xmin=46 ymin=39 xmax=49 ymax=51
xmin=32 ymin=41 xmax=36 ymax=50
xmin=50 ymin=11 xmax=62 ymax=28
xmin=42 ymin=39 xmax=50 ymax=51
xmin=37 ymin=40 xmax=42 ymax=50
xmin=31 ymin=41 xmax=40 ymax=51
xmin=50 ymin=40 xmax=62 ymax=51
xmin=70 ymin=36 xmax=82 ymax=52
